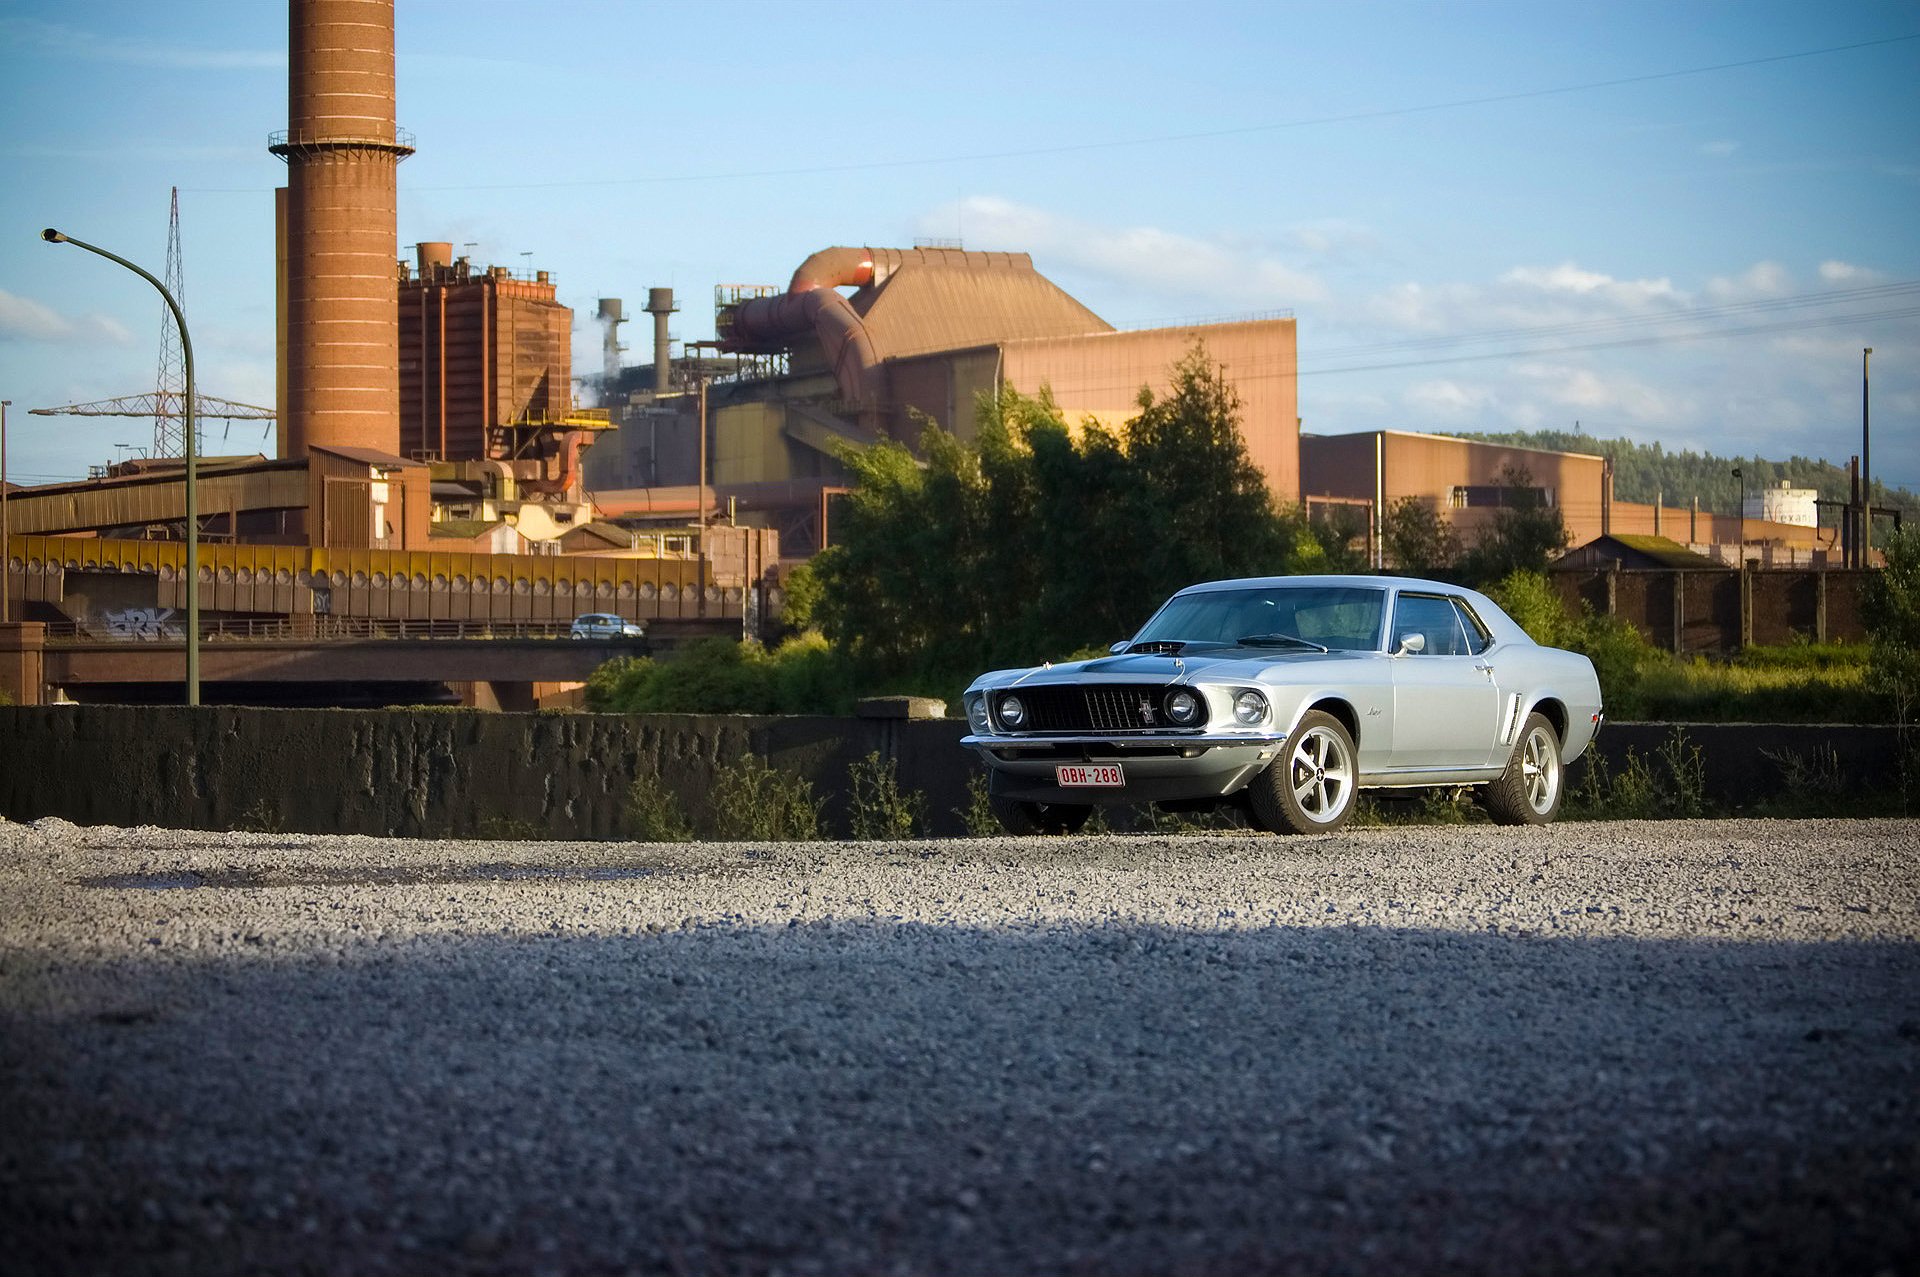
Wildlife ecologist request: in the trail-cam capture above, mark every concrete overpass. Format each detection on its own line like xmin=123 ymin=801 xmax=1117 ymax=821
xmin=5 ymin=618 xmax=740 ymax=709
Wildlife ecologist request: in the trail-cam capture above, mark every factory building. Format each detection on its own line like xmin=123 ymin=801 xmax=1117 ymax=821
xmin=585 ymin=246 xmax=1299 ymax=557
xmin=1301 ymin=430 xmax=1828 ymax=569
xmin=396 ymin=241 xmax=619 ymax=543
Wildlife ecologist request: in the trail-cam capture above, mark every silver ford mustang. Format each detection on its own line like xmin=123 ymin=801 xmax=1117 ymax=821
xmin=961 ymin=575 xmax=1604 ymax=835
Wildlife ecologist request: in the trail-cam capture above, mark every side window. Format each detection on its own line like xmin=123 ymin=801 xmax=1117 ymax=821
xmin=1391 ymin=594 xmax=1466 ymax=656
xmin=1450 ymin=599 xmax=1492 ymax=655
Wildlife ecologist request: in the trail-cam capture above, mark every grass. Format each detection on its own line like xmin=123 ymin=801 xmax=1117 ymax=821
xmin=1628 ymin=652 xmax=1881 ymax=722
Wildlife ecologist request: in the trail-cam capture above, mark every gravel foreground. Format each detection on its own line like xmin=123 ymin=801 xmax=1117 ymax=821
xmin=2 ymin=818 xmax=1916 ymax=1277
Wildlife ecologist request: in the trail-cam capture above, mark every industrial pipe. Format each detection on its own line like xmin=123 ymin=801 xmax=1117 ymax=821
xmin=720 ymin=246 xmax=884 ymax=408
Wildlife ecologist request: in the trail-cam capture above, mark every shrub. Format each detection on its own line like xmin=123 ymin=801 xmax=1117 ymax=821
xmin=1566 ymin=726 xmax=1710 ymax=820
xmin=625 ymin=770 xmax=694 ymax=842
xmin=706 ymin=755 xmax=823 ymax=841
xmin=586 ymin=634 xmax=861 ymax=717
xmin=770 ymin=631 xmax=860 ymax=716
xmin=846 ymin=751 xmax=926 ymax=840
xmin=1487 ymin=570 xmax=1571 ymax=647
xmin=959 ymin=773 xmax=1000 ymax=837
xmin=1568 ymin=610 xmax=1660 ymax=720
xmin=1863 ymin=526 xmax=1920 ymax=710
xmin=1488 ymin=570 xmax=1659 ymax=717
xmin=780 ymin=562 xmax=823 ymax=631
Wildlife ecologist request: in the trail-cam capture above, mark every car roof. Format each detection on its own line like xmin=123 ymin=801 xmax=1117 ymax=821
xmin=1164 ymin=575 xmax=1529 ymax=645
xmin=1173 ymin=574 xmax=1466 ymax=596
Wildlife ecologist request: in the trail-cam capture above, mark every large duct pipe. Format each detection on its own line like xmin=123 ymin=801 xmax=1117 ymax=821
xmin=272 ymin=0 xmax=412 ymax=460
xmin=719 ymin=247 xmax=882 ymax=407
xmin=644 ymin=287 xmax=676 ymax=393
xmin=787 ymin=246 xmax=876 ymax=293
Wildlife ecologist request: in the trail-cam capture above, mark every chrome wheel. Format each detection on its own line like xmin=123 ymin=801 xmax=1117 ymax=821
xmin=1519 ymin=722 xmax=1560 ymax=814
xmin=1482 ymin=711 xmax=1564 ymax=826
xmin=1250 ymin=710 xmax=1358 ymax=835
xmin=1290 ymin=725 xmax=1354 ymax=823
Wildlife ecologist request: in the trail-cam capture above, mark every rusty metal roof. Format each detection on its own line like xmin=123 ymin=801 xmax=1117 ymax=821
xmin=852 ymin=247 xmax=1112 ymax=360
xmin=309 ymin=443 xmax=421 ymax=470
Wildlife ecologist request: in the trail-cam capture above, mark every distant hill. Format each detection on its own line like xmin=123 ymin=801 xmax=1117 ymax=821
xmin=1448 ymin=428 xmax=1917 ymax=521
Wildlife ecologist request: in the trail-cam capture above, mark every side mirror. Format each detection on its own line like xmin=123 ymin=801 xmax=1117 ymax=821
xmin=1109 ymin=641 xmax=1129 ymax=655
xmin=1394 ymin=632 xmax=1427 ymax=656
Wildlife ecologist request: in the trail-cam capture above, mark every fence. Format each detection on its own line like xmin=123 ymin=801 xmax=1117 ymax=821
xmin=1550 ymin=565 xmax=1872 ymax=653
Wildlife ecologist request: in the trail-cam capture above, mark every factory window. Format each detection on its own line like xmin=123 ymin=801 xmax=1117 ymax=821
xmin=1452 ymin=484 xmax=1554 ymax=510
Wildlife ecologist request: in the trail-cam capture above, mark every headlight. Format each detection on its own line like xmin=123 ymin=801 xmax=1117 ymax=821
xmin=965 ymin=694 xmax=991 ymax=734
xmin=1164 ymin=688 xmax=1203 ymax=726
xmin=1233 ymin=690 xmax=1268 ymax=726
xmin=995 ymin=693 xmax=1026 ymax=729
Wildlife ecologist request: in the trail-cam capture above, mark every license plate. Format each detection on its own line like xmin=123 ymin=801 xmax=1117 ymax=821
xmin=1056 ymin=763 xmax=1125 ymax=788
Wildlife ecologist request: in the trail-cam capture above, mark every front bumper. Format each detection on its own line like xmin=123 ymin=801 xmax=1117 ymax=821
xmin=962 ymin=730 xmax=1289 ymax=805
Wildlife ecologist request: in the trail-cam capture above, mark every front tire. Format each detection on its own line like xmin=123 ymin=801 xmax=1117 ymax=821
xmin=1249 ymin=710 xmax=1357 ymax=834
xmin=1482 ymin=712 xmax=1563 ymax=825
xmin=989 ymin=794 xmax=1092 ymax=836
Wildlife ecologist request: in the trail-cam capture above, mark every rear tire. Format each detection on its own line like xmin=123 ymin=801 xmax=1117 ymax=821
xmin=1482 ymin=712 xmax=1564 ymax=825
xmin=989 ymin=794 xmax=1092 ymax=836
xmin=1248 ymin=710 xmax=1357 ymax=835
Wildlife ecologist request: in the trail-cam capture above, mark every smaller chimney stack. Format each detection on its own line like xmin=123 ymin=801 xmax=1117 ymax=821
xmin=645 ymin=287 xmax=677 ymax=393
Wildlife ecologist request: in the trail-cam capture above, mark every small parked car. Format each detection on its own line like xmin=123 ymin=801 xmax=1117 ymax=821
xmin=961 ymin=575 xmax=1603 ymax=835
xmin=569 ymin=612 xmax=646 ymax=641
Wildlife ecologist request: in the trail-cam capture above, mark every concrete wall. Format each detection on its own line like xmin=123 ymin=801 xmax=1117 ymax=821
xmin=0 ymin=707 xmax=1903 ymax=838
xmin=0 ymin=705 xmax=983 ymax=840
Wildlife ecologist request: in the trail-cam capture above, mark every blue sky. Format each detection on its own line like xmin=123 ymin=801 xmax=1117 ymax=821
xmin=3 ymin=0 xmax=1916 ymax=498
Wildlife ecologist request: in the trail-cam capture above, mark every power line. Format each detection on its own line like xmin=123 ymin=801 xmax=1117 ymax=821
xmin=1305 ymin=280 xmax=1920 ymax=362
xmin=186 ymin=32 xmax=1920 ymax=195
xmin=1305 ymin=304 xmax=1920 ymax=376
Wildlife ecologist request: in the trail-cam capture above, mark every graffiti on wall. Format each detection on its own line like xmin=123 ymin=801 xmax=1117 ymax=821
xmin=103 ymin=607 xmax=184 ymax=641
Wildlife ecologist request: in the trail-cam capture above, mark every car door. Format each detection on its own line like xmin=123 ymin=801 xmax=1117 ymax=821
xmin=1387 ymin=592 xmax=1502 ymax=770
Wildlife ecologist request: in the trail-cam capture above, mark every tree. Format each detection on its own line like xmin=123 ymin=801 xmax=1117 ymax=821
xmin=1125 ymin=344 xmax=1300 ymax=587
xmin=809 ymin=342 xmax=1327 ymax=693
xmin=1462 ymin=464 xmax=1570 ymax=583
xmin=1862 ymin=526 xmax=1920 ymax=705
xmin=1382 ymin=495 xmax=1461 ymax=577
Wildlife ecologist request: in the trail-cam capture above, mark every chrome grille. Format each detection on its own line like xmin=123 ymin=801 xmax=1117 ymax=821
xmin=1013 ymin=683 xmax=1177 ymax=733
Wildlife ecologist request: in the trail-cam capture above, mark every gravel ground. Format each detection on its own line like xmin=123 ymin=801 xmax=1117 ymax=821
xmin=1 ymin=816 xmax=1916 ymax=1277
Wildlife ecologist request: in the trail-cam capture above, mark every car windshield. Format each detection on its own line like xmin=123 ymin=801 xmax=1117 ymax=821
xmin=1132 ymin=585 xmax=1386 ymax=652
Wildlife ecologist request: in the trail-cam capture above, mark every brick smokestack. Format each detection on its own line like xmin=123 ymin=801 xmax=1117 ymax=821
xmin=272 ymin=0 xmax=412 ymax=459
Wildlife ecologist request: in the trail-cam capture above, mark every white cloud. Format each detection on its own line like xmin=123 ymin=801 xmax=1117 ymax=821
xmin=0 ymin=289 xmax=134 ymax=345
xmin=1498 ymin=262 xmax=1680 ymax=307
xmin=1404 ymin=379 xmax=1492 ymax=419
xmin=1511 ymin=361 xmax=1682 ymax=421
xmin=932 ymin=196 xmax=1326 ymax=312
xmin=1705 ymin=261 xmax=1791 ymax=300
xmin=1818 ymin=260 xmax=1883 ymax=285
xmin=1700 ymin=140 xmax=1740 ymax=158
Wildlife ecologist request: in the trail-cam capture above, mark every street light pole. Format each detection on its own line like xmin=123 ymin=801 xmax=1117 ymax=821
xmin=1862 ymin=347 xmax=1873 ymax=564
xmin=41 ymin=227 xmax=199 ymax=705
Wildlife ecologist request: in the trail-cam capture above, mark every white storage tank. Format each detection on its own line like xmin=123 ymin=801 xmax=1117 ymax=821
xmin=1744 ymin=480 xmax=1817 ymax=527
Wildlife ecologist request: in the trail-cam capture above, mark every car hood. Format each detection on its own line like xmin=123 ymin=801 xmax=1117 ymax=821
xmin=978 ymin=646 xmax=1372 ymax=688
